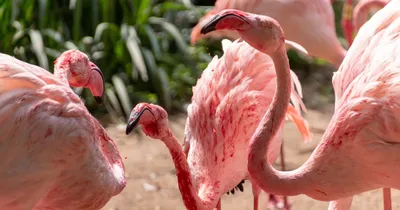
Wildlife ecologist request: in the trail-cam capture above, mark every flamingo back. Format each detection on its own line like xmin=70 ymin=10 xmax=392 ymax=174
xmin=191 ymin=0 xmax=345 ymax=65
xmin=0 ymin=54 xmax=125 ymax=209
xmin=319 ymin=1 xmax=400 ymax=190
xmin=333 ymin=1 xmax=400 ymax=106
xmin=184 ymin=39 xmax=311 ymax=200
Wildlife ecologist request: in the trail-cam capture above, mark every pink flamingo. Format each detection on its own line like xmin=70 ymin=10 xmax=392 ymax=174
xmin=53 ymin=49 xmax=105 ymax=104
xmin=342 ymin=0 xmax=390 ymax=47
xmin=191 ymin=0 xmax=347 ymax=67
xmin=0 ymin=52 xmax=126 ymax=209
xmin=125 ymin=38 xmax=312 ymax=209
xmin=197 ymin=4 xmax=400 ymax=210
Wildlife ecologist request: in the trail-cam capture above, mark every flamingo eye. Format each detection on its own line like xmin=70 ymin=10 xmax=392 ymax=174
xmin=259 ymin=20 xmax=268 ymax=28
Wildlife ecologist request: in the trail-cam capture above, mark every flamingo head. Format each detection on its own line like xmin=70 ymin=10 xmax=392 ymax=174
xmin=126 ymin=103 xmax=169 ymax=139
xmin=54 ymin=50 xmax=104 ymax=104
xmin=200 ymin=9 xmax=285 ymax=54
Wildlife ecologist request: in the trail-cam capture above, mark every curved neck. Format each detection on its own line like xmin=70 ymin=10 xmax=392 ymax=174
xmin=53 ymin=65 xmax=69 ymax=85
xmin=161 ymin=129 xmax=215 ymax=210
xmin=354 ymin=0 xmax=388 ymax=32
xmin=247 ymin=45 xmax=309 ymax=195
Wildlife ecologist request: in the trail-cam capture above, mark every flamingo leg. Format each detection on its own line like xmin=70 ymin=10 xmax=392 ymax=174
xmin=251 ymin=181 xmax=261 ymax=210
xmin=383 ymin=188 xmax=392 ymax=210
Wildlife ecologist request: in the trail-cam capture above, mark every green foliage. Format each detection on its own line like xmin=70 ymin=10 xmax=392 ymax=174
xmin=0 ymin=0 xmax=353 ymax=122
xmin=0 ymin=0 xmax=212 ymax=122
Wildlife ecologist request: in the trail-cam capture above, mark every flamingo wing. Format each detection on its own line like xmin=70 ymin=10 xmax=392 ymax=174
xmin=184 ymin=39 xmax=311 ymax=195
xmin=333 ymin=2 xmax=400 ymax=107
xmin=0 ymin=54 xmax=125 ymax=209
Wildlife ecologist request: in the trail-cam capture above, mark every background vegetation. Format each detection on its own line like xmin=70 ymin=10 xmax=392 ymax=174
xmin=0 ymin=0 xmax=347 ymax=123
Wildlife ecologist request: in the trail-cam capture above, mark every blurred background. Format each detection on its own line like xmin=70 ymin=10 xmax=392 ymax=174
xmin=4 ymin=1 xmax=388 ymax=210
xmin=0 ymin=0 xmax=347 ymax=124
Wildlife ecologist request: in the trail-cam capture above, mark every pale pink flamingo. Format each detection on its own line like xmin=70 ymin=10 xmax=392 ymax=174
xmin=197 ymin=4 xmax=400 ymax=210
xmin=125 ymin=38 xmax=312 ymax=209
xmin=191 ymin=0 xmax=347 ymax=67
xmin=342 ymin=0 xmax=390 ymax=47
xmin=0 ymin=53 xmax=126 ymax=209
xmin=53 ymin=49 xmax=105 ymax=104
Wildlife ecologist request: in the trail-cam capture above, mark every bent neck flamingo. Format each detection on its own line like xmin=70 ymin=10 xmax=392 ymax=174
xmin=343 ymin=0 xmax=390 ymax=47
xmin=199 ymin=3 xmax=400 ymax=210
xmin=0 ymin=53 xmax=126 ymax=209
xmin=125 ymin=38 xmax=312 ymax=209
xmin=54 ymin=50 xmax=105 ymax=104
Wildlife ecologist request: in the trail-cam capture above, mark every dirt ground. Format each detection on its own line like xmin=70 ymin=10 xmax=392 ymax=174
xmin=100 ymin=103 xmax=400 ymax=210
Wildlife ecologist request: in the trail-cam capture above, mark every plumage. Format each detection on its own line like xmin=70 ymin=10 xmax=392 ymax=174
xmin=184 ymin=39 xmax=311 ymax=202
xmin=125 ymin=38 xmax=312 ymax=210
xmin=195 ymin=4 xmax=400 ymax=210
xmin=191 ymin=0 xmax=346 ymax=67
xmin=343 ymin=0 xmax=390 ymax=47
xmin=0 ymin=53 xmax=126 ymax=209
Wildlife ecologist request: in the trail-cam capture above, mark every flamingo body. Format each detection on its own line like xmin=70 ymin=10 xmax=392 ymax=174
xmin=0 ymin=54 xmax=126 ymax=209
xmin=195 ymin=3 xmax=400 ymax=208
xmin=184 ymin=39 xmax=311 ymax=200
xmin=191 ymin=0 xmax=346 ymax=66
xmin=125 ymin=37 xmax=312 ymax=210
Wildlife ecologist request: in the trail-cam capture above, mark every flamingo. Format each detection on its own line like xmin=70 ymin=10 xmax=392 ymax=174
xmin=197 ymin=3 xmax=400 ymax=210
xmin=342 ymin=0 xmax=390 ymax=47
xmin=191 ymin=0 xmax=347 ymax=67
xmin=0 ymin=53 xmax=126 ymax=209
xmin=125 ymin=38 xmax=312 ymax=209
xmin=53 ymin=49 xmax=105 ymax=104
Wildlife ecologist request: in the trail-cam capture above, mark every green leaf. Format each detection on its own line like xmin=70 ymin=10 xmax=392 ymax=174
xmin=143 ymin=25 xmax=161 ymax=59
xmin=153 ymin=2 xmax=187 ymax=13
xmin=72 ymin=0 xmax=82 ymax=42
xmin=42 ymin=29 xmax=64 ymax=44
xmin=38 ymin=0 xmax=48 ymax=29
xmin=111 ymin=75 xmax=132 ymax=118
xmin=105 ymin=88 xmax=124 ymax=119
xmin=94 ymin=22 xmax=119 ymax=42
xmin=149 ymin=17 xmax=188 ymax=54
xmin=64 ymin=41 xmax=78 ymax=50
xmin=142 ymin=48 xmax=171 ymax=111
xmin=122 ymin=24 xmax=148 ymax=81
xmin=136 ymin=0 xmax=151 ymax=24
xmin=44 ymin=47 xmax=61 ymax=59
xmin=29 ymin=29 xmax=49 ymax=70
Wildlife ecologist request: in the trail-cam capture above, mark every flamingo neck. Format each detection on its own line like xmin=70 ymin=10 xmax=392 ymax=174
xmin=161 ymin=129 xmax=215 ymax=210
xmin=331 ymin=48 xmax=347 ymax=69
xmin=53 ymin=64 xmax=70 ymax=86
xmin=248 ymin=45 xmax=309 ymax=195
xmin=354 ymin=0 xmax=388 ymax=32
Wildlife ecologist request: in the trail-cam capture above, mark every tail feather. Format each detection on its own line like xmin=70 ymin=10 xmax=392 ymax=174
xmin=286 ymin=104 xmax=313 ymax=143
xmin=289 ymin=69 xmax=307 ymax=114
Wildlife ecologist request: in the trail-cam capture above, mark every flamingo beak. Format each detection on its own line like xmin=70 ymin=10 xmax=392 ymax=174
xmin=200 ymin=10 xmax=250 ymax=35
xmin=90 ymin=62 xmax=105 ymax=105
xmin=200 ymin=14 xmax=220 ymax=34
xmin=126 ymin=107 xmax=154 ymax=135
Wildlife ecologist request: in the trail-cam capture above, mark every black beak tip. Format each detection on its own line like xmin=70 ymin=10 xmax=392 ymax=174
xmin=200 ymin=15 xmax=219 ymax=35
xmin=94 ymin=96 xmax=103 ymax=105
xmin=200 ymin=24 xmax=216 ymax=35
xmin=125 ymin=125 xmax=133 ymax=135
xmin=125 ymin=118 xmax=139 ymax=135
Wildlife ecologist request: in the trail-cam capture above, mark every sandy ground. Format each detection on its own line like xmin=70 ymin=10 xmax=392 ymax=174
xmin=100 ymin=106 xmax=400 ymax=210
